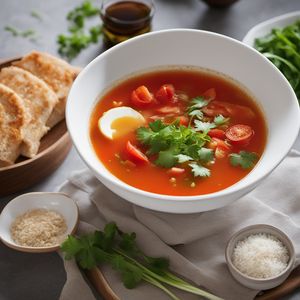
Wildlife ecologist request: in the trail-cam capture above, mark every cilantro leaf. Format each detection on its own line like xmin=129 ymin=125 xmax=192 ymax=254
xmin=214 ymin=114 xmax=230 ymax=126
xmin=155 ymin=149 xmax=177 ymax=168
xmin=229 ymin=151 xmax=259 ymax=169
xmin=149 ymin=119 xmax=167 ymax=132
xmin=176 ymin=154 xmax=193 ymax=163
xmin=188 ymin=109 xmax=203 ymax=119
xmin=61 ymin=235 xmax=83 ymax=259
xmin=189 ymin=163 xmax=211 ymax=177
xmin=146 ymin=257 xmax=170 ymax=275
xmin=136 ymin=127 xmax=153 ymax=145
xmin=194 ymin=120 xmax=216 ymax=132
xmin=198 ymin=148 xmax=214 ymax=163
xmin=119 ymin=232 xmax=139 ymax=256
xmin=190 ymin=96 xmax=209 ymax=108
xmin=111 ymin=255 xmax=143 ymax=289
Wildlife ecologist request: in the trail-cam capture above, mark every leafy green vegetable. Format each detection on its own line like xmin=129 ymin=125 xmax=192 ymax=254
xmin=189 ymin=163 xmax=211 ymax=177
xmin=4 ymin=26 xmax=36 ymax=39
xmin=198 ymin=147 xmax=214 ymax=163
xmin=31 ymin=10 xmax=43 ymax=21
xmin=254 ymin=20 xmax=300 ymax=102
xmin=61 ymin=222 xmax=222 ymax=300
xmin=187 ymin=96 xmax=208 ymax=123
xmin=188 ymin=109 xmax=203 ymax=119
xmin=176 ymin=154 xmax=193 ymax=163
xmin=213 ymin=114 xmax=230 ymax=126
xmin=156 ymin=149 xmax=178 ymax=168
xmin=229 ymin=151 xmax=258 ymax=169
xmin=57 ymin=0 xmax=102 ymax=60
xmin=4 ymin=26 xmax=19 ymax=36
xmin=136 ymin=120 xmax=210 ymax=170
xmin=190 ymin=96 xmax=209 ymax=109
xmin=194 ymin=120 xmax=216 ymax=132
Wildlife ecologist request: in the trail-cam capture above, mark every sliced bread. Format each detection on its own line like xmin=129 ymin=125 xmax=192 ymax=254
xmin=0 ymin=66 xmax=59 ymax=157
xmin=0 ymin=84 xmax=27 ymax=166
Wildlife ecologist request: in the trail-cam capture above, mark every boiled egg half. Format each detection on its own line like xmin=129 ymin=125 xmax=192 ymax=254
xmin=98 ymin=106 xmax=145 ymax=140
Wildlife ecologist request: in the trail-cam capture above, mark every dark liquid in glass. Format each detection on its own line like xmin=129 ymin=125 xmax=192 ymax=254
xmin=101 ymin=1 xmax=153 ymax=47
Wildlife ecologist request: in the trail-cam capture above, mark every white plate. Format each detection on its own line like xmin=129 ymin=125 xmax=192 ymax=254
xmin=243 ymin=11 xmax=300 ymax=46
xmin=0 ymin=192 xmax=78 ymax=253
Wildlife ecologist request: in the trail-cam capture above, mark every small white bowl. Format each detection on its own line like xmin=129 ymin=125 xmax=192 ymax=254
xmin=225 ymin=224 xmax=295 ymax=290
xmin=0 ymin=192 xmax=79 ymax=253
xmin=243 ymin=11 xmax=300 ymax=46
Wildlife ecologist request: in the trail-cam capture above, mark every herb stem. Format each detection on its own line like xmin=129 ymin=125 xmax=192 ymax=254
xmin=143 ymin=273 xmax=182 ymax=300
xmin=115 ymin=248 xmax=223 ymax=300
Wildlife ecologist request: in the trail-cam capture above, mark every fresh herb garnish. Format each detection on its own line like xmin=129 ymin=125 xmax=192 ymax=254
xmin=198 ymin=147 xmax=214 ymax=163
xmin=254 ymin=20 xmax=300 ymax=102
xmin=190 ymin=96 xmax=209 ymax=109
xmin=4 ymin=26 xmax=36 ymax=39
xmin=187 ymin=96 xmax=208 ymax=124
xmin=61 ymin=222 xmax=222 ymax=300
xmin=213 ymin=114 xmax=229 ymax=126
xmin=189 ymin=162 xmax=211 ymax=177
xmin=137 ymin=120 xmax=211 ymax=172
xmin=194 ymin=120 xmax=216 ymax=132
xmin=57 ymin=0 xmax=102 ymax=60
xmin=176 ymin=154 xmax=193 ymax=163
xmin=31 ymin=10 xmax=43 ymax=21
xmin=229 ymin=151 xmax=258 ymax=169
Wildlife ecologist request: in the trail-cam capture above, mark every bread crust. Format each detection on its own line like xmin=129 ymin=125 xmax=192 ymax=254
xmin=14 ymin=51 xmax=79 ymax=127
xmin=0 ymin=84 xmax=27 ymax=166
xmin=0 ymin=66 xmax=59 ymax=157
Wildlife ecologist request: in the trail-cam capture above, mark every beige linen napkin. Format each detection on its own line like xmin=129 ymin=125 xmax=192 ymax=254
xmin=58 ymin=150 xmax=300 ymax=300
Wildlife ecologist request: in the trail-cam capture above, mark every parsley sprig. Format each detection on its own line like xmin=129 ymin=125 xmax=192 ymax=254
xmin=57 ymin=0 xmax=102 ymax=60
xmin=61 ymin=222 xmax=222 ymax=300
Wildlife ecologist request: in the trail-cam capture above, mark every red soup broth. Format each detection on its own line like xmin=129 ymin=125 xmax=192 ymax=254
xmin=90 ymin=68 xmax=267 ymax=196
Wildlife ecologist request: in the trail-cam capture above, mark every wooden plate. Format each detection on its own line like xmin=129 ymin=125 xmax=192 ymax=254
xmin=0 ymin=57 xmax=72 ymax=196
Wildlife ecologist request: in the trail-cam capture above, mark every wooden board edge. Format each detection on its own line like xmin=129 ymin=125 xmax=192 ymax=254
xmin=85 ymin=268 xmax=120 ymax=300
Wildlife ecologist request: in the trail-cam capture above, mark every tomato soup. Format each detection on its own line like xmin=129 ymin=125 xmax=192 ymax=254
xmin=90 ymin=68 xmax=267 ymax=196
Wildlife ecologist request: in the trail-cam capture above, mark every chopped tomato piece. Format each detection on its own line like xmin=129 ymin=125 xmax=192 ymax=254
xmin=156 ymin=106 xmax=181 ymax=115
xmin=215 ymin=146 xmax=227 ymax=159
xmin=156 ymin=84 xmax=176 ymax=104
xmin=208 ymin=129 xmax=225 ymax=139
xmin=125 ymin=141 xmax=149 ymax=164
xmin=202 ymin=101 xmax=255 ymax=119
xmin=209 ymin=138 xmax=231 ymax=159
xmin=225 ymin=124 xmax=254 ymax=146
xmin=131 ymin=85 xmax=155 ymax=108
xmin=208 ymin=138 xmax=231 ymax=151
xmin=178 ymin=116 xmax=189 ymax=126
xmin=167 ymin=167 xmax=185 ymax=176
xmin=202 ymin=88 xmax=216 ymax=100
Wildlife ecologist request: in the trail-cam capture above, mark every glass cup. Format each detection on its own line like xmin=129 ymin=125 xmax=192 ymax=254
xmin=100 ymin=0 xmax=155 ymax=48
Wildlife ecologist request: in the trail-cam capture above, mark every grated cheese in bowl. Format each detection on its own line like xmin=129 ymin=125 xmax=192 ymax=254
xmin=10 ymin=209 xmax=67 ymax=247
xmin=232 ymin=233 xmax=289 ymax=279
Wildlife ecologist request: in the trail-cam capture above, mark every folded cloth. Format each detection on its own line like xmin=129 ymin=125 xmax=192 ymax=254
xmin=58 ymin=150 xmax=300 ymax=300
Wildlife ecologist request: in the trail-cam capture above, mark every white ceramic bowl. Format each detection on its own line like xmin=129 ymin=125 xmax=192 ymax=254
xmin=225 ymin=224 xmax=295 ymax=290
xmin=66 ymin=29 xmax=300 ymax=213
xmin=0 ymin=192 xmax=78 ymax=252
xmin=243 ymin=11 xmax=300 ymax=46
